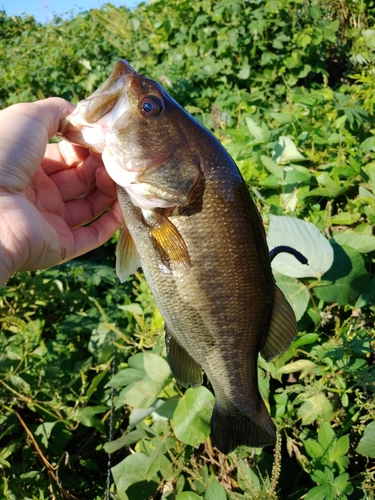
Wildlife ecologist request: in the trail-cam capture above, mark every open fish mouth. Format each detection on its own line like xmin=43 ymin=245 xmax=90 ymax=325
xmin=58 ymin=60 xmax=137 ymax=153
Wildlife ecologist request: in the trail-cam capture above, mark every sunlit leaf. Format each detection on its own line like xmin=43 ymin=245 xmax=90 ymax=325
xmin=268 ymin=215 xmax=334 ymax=278
xmin=276 ymin=359 xmax=316 ymax=378
xmin=261 ymin=155 xmax=284 ymax=178
xmin=111 ymin=452 xmax=155 ymax=492
xmin=273 ymin=136 xmax=307 ymax=164
xmin=143 ymin=351 xmax=171 ymax=384
xmin=297 ymin=394 xmax=333 ymax=425
xmin=333 ymin=231 xmax=375 ymax=253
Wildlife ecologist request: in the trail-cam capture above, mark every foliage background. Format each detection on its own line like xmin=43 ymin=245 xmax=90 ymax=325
xmin=0 ymin=1 xmax=375 ymax=499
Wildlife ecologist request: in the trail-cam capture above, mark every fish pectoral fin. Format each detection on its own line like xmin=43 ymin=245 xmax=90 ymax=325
xmin=261 ymin=284 xmax=298 ymax=361
xmin=165 ymin=326 xmax=203 ymax=388
xmin=143 ymin=209 xmax=191 ymax=274
xmin=115 ymin=225 xmax=141 ymax=283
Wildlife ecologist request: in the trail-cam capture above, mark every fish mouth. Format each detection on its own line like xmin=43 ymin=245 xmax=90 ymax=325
xmin=58 ymin=60 xmax=138 ymax=152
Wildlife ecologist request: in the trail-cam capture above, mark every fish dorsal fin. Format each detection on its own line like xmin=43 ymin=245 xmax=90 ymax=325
xmin=115 ymin=225 xmax=141 ymax=283
xmin=261 ymin=285 xmax=298 ymax=361
xmin=142 ymin=209 xmax=191 ymax=274
xmin=165 ymin=324 xmax=203 ymax=388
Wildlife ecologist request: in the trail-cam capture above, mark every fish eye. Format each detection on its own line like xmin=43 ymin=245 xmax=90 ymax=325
xmin=140 ymin=95 xmax=164 ymax=117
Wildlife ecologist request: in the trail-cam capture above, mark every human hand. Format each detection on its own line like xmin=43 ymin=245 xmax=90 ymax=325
xmin=0 ymin=97 xmax=124 ymax=287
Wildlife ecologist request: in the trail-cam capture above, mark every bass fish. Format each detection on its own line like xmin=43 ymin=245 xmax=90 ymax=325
xmin=59 ymin=60 xmax=297 ymax=454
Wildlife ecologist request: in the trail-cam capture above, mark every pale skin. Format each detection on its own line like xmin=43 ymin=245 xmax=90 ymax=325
xmin=0 ymin=97 xmax=124 ymax=288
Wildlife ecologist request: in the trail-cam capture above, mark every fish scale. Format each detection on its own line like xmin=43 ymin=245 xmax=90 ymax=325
xmin=59 ymin=59 xmax=298 ymax=454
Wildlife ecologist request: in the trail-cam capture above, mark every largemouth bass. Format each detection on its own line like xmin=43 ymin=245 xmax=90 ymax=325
xmin=59 ymin=60 xmax=297 ymax=454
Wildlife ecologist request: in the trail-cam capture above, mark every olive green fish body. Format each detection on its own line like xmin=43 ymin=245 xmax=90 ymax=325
xmin=59 ymin=60 xmax=297 ymax=454
xmin=116 ymin=126 xmax=276 ymax=452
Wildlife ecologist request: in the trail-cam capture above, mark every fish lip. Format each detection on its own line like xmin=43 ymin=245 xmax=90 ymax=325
xmin=132 ymin=150 xmax=175 ymax=174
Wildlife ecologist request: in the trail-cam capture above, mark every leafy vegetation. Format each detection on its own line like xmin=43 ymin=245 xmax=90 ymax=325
xmin=0 ymin=1 xmax=374 ymax=499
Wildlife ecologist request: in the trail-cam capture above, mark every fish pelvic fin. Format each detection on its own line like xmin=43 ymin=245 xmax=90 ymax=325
xmin=261 ymin=284 xmax=298 ymax=361
xmin=143 ymin=209 xmax=191 ymax=275
xmin=211 ymin=399 xmax=276 ymax=454
xmin=115 ymin=225 xmax=141 ymax=283
xmin=165 ymin=325 xmax=203 ymax=388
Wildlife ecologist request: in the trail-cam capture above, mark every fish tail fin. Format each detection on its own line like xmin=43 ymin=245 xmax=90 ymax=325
xmin=211 ymin=400 xmax=276 ymax=454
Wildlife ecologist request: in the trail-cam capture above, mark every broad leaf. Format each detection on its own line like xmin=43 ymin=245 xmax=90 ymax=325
xmin=111 ymin=452 xmax=155 ymax=492
xmin=268 ymin=215 xmax=333 ymax=278
xmin=261 ymin=155 xmax=284 ymax=178
xmin=355 ymin=421 xmax=375 ymax=458
xmin=143 ymin=351 xmax=171 ymax=384
xmin=205 ymin=479 xmax=227 ymax=500
xmin=173 ymin=387 xmax=214 ymax=447
xmin=313 ymin=242 xmax=370 ymax=305
xmin=297 ymin=394 xmax=333 ymax=425
xmin=333 ymin=231 xmax=375 ymax=253
xmin=273 ymin=136 xmax=307 ymax=164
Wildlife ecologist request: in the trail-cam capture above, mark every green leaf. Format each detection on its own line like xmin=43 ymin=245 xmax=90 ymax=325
xmin=105 ymin=368 xmax=145 ymax=388
xmin=75 ymin=405 xmax=107 ymax=433
xmin=173 ymin=387 xmax=214 ymax=447
xmin=269 ymin=112 xmax=293 ymax=124
xmin=176 ymin=493 xmax=202 ymax=500
xmin=103 ymin=429 xmax=148 ymax=454
xmin=333 ymin=473 xmax=353 ymax=496
xmin=268 ymin=215 xmax=334 ymax=278
xmin=205 ymin=479 xmax=227 ymax=500
xmin=260 ymin=155 xmax=284 ymax=178
xmin=117 ymin=380 xmax=163 ymax=409
xmin=119 ymin=303 xmax=144 ymax=316
xmin=237 ymin=458 xmax=261 ymax=492
xmin=333 ymin=231 xmax=375 ymax=253
xmin=305 ymin=485 xmax=330 ymax=500
xmin=330 ymin=212 xmax=361 ymax=225
xmin=143 ymin=351 xmax=171 ymax=384
xmin=273 ymin=136 xmax=306 ymax=164
xmin=8 ymin=375 xmax=31 ymax=393
xmin=273 ymin=272 xmax=310 ymax=320
xmin=304 ymin=440 xmax=324 ymax=460
xmin=318 ymin=422 xmax=335 ymax=449
xmin=297 ymin=394 xmax=333 ymax=425
xmin=313 ymin=242 xmax=370 ymax=305
xmin=111 ymin=452 xmax=155 ymax=492
xmin=246 ymin=118 xmax=268 ymax=142
xmin=355 ymin=421 xmax=375 ymax=458
xmin=360 ymin=136 xmax=375 ymax=152
xmin=276 ymin=359 xmax=316 ymax=378
xmin=238 ymin=65 xmax=251 ymax=80
xmin=35 ymin=422 xmax=58 ymax=448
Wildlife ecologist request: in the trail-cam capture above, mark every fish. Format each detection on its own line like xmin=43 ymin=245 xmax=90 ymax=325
xmin=59 ymin=60 xmax=297 ymax=454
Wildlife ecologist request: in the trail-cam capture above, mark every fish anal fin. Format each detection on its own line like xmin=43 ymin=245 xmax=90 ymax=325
xmin=211 ymin=399 xmax=276 ymax=454
xmin=261 ymin=285 xmax=298 ymax=361
xmin=115 ymin=225 xmax=141 ymax=283
xmin=165 ymin=326 xmax=203 ymax=388
xmin=143 ymin=209 xmax=191 ymax=274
